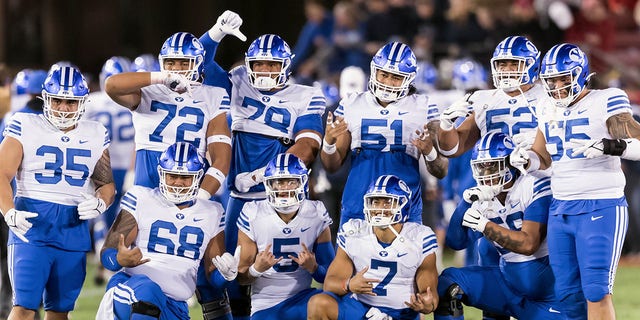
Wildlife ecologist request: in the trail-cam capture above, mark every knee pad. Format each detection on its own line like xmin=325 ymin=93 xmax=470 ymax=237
xmin=482 ymin=311 xmax=510 ymax=320
xmin=197 ymin=290 xmax=232 ymax=320
xmin=131 ymin=301 xmax=161 ymax=319
xmin=434 ymin=284 xmax=464 ymax=318
xmin=230 ymin=285 xmax=251 ymax=317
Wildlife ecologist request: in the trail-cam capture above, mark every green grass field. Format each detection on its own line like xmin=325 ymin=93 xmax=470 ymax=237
xmin=66 ymin=253 xmax=640 ymax=320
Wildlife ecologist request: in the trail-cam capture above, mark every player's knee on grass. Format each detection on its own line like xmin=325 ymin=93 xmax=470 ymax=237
xmin=434 ymin=284 xmax=464 ymax=319
xmin=198 ymin=290 xmax=232 ymax=320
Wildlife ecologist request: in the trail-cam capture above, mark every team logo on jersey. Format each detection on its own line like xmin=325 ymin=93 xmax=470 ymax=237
xmin=508 ymin=99 xmax=517 ymax=105
xmin=283 ymin=227 xmax=292 ymax=234
xmin=563 ymin=110 xmax=571 ymax=117
xmin=175 ymin=97 xmax=184 ymax=102
xmin=176 ymin=213 xmax=185 ymax=220
xmin=380 ymin=109 xmax=389 ymax=115
xmin=262 ymin=96 xmax=271 ymax=103
xmin=379 ymin=251 xmax=388 ymax=257
xmin=60 ymin=136 xmax=70 ymax=142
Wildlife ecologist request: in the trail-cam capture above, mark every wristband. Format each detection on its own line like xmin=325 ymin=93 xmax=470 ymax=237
xmin=207 ymin=134 xmax=232 ymax=146
xmin=149 ymin=72 xmax=165 ymax=85
xmin=197 ymin=188 xmax=212 ymax=200
xmin=343 ymin=277 xmax=351 ymax=293
xmin=101 ymin=248 xmax=123 ymax=272
xmin=249 ymin=264 xmax=264 ymax=278
xmin=206 ymin=167 xmax=226 ymax=187
xmin=602 ymin=138 xmax=626 ymax=156
xmin=296 ymin=132 xmax=322 ymax=145
xmin=423 ymin=148 xmax=438 ymax=162
xmin=525 ymin=150 xmax=540 ymax=172
xmin=322 ymin=139 xmax=337 ymax=155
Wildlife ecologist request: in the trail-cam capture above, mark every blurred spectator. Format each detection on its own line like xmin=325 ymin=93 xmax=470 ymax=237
xmin=327 ymin=1 xmax=368 ymax=74
xmin=363 ymin=0 xmax=419 ymax=55
xmin=440 ymin=0 xmax=494 ymax=61
xmin=291 ymin=0 xmax=334 ymax=75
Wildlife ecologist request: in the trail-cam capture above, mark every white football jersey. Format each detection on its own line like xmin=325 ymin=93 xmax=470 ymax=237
xmin=471 ymin=83 xmax=547 ymax=137
xmin=537 ymin=88 xmax=632 ymax=200
xmin=228 ymin=66 xmax=326 ymax=139
xmin=337 ymin=220 xmax=437 ymax=310
xmin=471 ymin=175 xmax=552 ymax=263
xmin=335 ymin=91 xmax=436 ymax=160
xmin=236 ymin=200 xmax=332 ymax=314
xmin=85 ymin=91 xmax=135 ymax=170
xmin=119 ymin=186 xmax=225 ymax=301
xmin=4 ymin=113 xmax=109 ymax=205
xmin=134 ymin=84 xmax=230 ymax=157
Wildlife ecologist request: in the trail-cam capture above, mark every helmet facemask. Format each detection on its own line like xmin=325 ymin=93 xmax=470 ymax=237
xmin=491 ymin=57 xmax=534 ymax=92
xmin=541 ymin=70 xmax=583 ymax=108
xmin=265 ymin=175 xmax=307 ymax=214
xmin=245 ymin=58 xmax=291 ymax=90
xmin=364 ymin=194 xmax=407 ymax=228
xmin=369 ymin=65 xmax=415 ymax=102
xmin=471 ymin=156 xmax=513 ymax=195
xmin=42 ymin=94 xmax=86 ymax=129
xmin=157 ymin=168 xmax=203 ymax=204
xmin=159 ymin=56 xmax=203 ymax=82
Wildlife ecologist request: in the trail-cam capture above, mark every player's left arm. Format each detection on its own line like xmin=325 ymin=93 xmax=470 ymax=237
xmin=200 ymin=112 xmax=232 ymax=198
xmin=482 ymin=219 xmax=546 ymax=256
xmin=602 ymin=113 xmax=640 ymax=160
xmin=407 ymin=252 xmax=439 ymax=314
xmin=287 ymin=129 xmax=322 ymax=167
xmin=0 ymin=136 xmax=22 ymax=213
xmin=322 ymin=247 xmax=356 ymax=296
xmin=290 ymin=227 xmax=335 ymax=283
xmin=90 ymin=149 xmax=116 ymax=208
xmin=424 ymin=121 xmax=448 ymax=179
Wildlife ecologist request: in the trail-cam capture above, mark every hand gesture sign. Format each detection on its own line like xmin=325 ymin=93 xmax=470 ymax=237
xmin=404 ymin=287 xmax=437 ymax=314
xmin=324 ymin=112 xmax=348 ymax=145
xmin=116 ymin=234 xmax=150 ymax=268
xmin=289 ymin=243 xmax=317 ymax=273
xmin=253 ymin=243 xmax=283 ymax=273
xmin=411 ymin=124 xmax=435 ymax=157
xmin=349 ymin=266 xmax=381 ymax=296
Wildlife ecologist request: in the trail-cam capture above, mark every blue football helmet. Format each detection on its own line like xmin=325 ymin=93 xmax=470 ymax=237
xmin=490 ymin=36 xmax=540 ymax=91
xmin=452 ymin=59 xmax=487 ymax=91
xmin=540 ymin=43 xmax=590 ymax=108
xmin=245 ymin=34 xmax=294 ymax=90
xmin=13 ymin=69 xmax=47 ymax=95
xmin=369 ymin=42 xmax=417 ymax=102
xmin=414 ymin=61 xmax=438 ymax=93
xmin=157 ymin=142 xmax=205 ymax=203
xmin=42 ymin=66 xmax=89 ymax=129
xmin=471 ymin=132 xmax=517 ymax=194
xmin=264 ymin=153 xmax=309 ymax=214
xmin=99 ymin=56 xmax=131 ymax=91
xmin=159 ymin=32 xmax=205 ymax=81
xmin=131 ymin=53 xmax=161 ymax=72
xmin=363 ymin=175 xmax=412 ymax=227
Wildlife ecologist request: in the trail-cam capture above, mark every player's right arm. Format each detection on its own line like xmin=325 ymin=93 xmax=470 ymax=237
xmin=236 ymin=230 xmax=259 ymax=285
xmin=104 ymin=72 xmax=147 ymax=111
xmin=322 ymin=247 xmax=355 ymax=295
xmin=437 ymin=112 xmax=480 ymax=158
xmin=100 ymin=209 xmax=149 ymax=269
xmin=320 ymin=111 xmax=351 ymax=173
xmin=0 ymin=136 xmax=22 ymax=214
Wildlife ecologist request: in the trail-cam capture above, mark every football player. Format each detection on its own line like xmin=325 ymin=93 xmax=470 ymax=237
xmin=308 ymin=175 xmax=439 ymax=319
xmin=0 ymin=66 xmax=116 ymax=319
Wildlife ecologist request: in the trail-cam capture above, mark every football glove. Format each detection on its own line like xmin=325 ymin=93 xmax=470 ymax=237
xmin=235 ymin=166 xmax=266 ymax=193
xmin=462 ymin=208 xmax=489 ymax=232
xmin=78 ymin=192 xmax=107 ymax=220
xmin=365 ymin=307 xmax=391 ymax=320
xmin=209 ymin=10 xmax=247 ymax=42
xmin=440 ymin=99 xmax=472 ymax=131
xmin=570 ymin=138 xmax=606 ymax=159
xmin=212 ymin=246 xmax=242 ymax=281
xmin=462 ymin=185 xmax=497 ymax=203
xmin=150 ymin=72 xmax=191 ymax=94
xmin=510 ymin=146 xmax=530 ymax=175
xmin=512 ymin=131 xmax=536 ymax=150
xmin=4 ymin=208 xmax=37 ymax=242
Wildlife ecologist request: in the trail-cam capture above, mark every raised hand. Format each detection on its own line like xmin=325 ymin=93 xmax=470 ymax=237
xmin=289 ymin=243 xmax=317 ymax=273
xmin=462 ymin=208 xmax=490 ymax=232
xmin=510 ymin=145 xmax=530 ymax=175
xmin=209 ymin=10 xmax=247 ymax=42
xmin=440 ymin=99 xmax=472 ymax=131
xmin=324 ymin=112 xmax=348 ymax=145
xmin=253 ymin=243 xmax=283 ymax=273
xmin=150 ymin=72 xmax=192 ymax=94
xmin=411 ymin=124 xmax=436 ymax=160
xmin=212 ymin=246 xmax=242 ymax=281
xmin=116 ymin=234 xmax=150 ymax=268
xmin=462 ymin=185 xmax=497 ymax=203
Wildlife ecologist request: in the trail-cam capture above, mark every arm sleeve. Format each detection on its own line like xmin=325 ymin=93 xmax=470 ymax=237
xmin=311 ymin=240 xmax=335 ymax=283
xmin=199 ymin=32 xmax=233 ymax=92
xmin=445 ymin=201 xmax=481 ymax=250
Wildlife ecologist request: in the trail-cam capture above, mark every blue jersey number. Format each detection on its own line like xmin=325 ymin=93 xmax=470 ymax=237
xmin=35 ymin=146 xmax=91 ymax=186
xmin=92 ymin=111 xmax=134 ymax=142
xmin=149 ymin=101 xmax=205 ymax=148
xmin=272 ymin=237 xmax=300 ymax=272
xmin=241 ymin=97 xmax=291 ymax=134
xmin=147 ymin=220 xmax=204 ymax=260
xmin=486 ymin=106 xmax=537 ymax=135
xmin=545 ymin=118 xmax=590 ymax=161
xmin=361 ymin=119 xmax=405 ymax=152
xmin=370 ymin=259 xmax=397 ymax=296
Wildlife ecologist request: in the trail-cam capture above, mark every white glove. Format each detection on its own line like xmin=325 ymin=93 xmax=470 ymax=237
xmin=512 ymin=132 xmax=536 ymax=150
xmin=510 ymin=146 xmax=530 ymax=175
xmin=78 ymin=192 xmax=107 ymax=220
xmin=212 ymin=246 xmax=242 ymax=281
xmin=365 ymin=307 xmax=391 ymax=320
xmin=197 ymin=188 xmax=212 ymax=201
xmin=4 ymin=208 xmax=38 ymax=242
xmin=570 ymin=139 xmax=605 ymax=159
xmin=150 ymin=72 xmax=191 ymax=94
xmin=463 ymin=185 xmax=497 ymax=203
xmin=440 ymin=100 xmax=472 ymax=131
xmin=235 ymin=166 xmax=266 ymax=193
xmin=209 ymin=10 xmax=247 ymax=42
xmin=462 ymin=208 xmax=490 ymax=232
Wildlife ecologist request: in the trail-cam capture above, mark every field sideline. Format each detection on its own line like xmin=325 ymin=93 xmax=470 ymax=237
xmin=60 ymin=254 xmax=640 ymax=320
